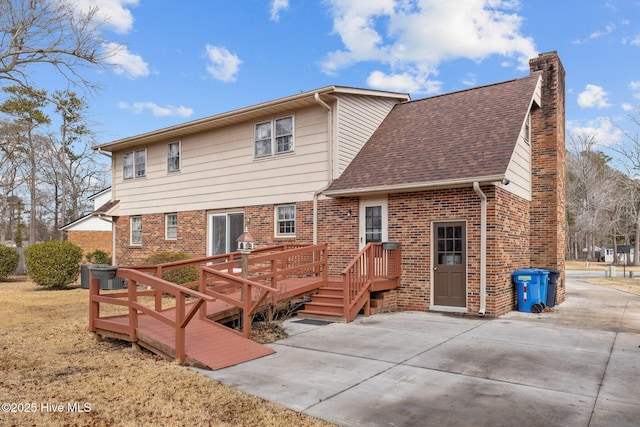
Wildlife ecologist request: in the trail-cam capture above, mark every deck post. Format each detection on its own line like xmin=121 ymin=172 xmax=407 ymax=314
xmin=88 ymin=274 xmax=100 ymax=332
xmin=175 ymin=292 xmax=186 ymax=364
xmin=242 ymin=281 xmax=252 ymax=338
xmin=155 ymin=265 xmax=163 ymax=312
xmin=128 ymin=275 xmax=138 ymax=342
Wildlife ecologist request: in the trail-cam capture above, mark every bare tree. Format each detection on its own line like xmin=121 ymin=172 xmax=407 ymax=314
xmin=608 ymin=110 xmax=640 ymax=264
xmin=0 ymin=85 xmax=50 ymax=245
xmin=0 ymin=119 xmax=25 ymax=242
xmin=0 ymin=0 xmax=111 ymax=94
xmin=566 ymin=132 xmax=618 ymax=261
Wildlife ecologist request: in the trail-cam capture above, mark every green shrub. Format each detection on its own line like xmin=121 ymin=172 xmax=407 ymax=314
xmin=0 ymin=245 xmax=19 ymax=279
xmin=25 ymin=241 xmax=83 ymax=288
xmin=143 ymin=251 xmax=199 ymax=285
xmin=85 ymin=249 xmax=112 ymax=265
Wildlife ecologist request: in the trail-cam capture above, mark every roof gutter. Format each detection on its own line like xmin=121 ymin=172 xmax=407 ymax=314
xmin=473 ymin=182 xmax=487 ymax=317
xmin=324 ymin=174 xmax=505 ymax=198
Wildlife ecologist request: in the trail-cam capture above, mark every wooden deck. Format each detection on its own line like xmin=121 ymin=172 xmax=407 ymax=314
xmin=89 ymin=243 xmax=401 ymax=370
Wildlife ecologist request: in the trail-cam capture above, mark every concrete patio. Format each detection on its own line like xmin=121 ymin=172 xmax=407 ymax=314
xmin=197 ymin=271 xmax=640 ymax=426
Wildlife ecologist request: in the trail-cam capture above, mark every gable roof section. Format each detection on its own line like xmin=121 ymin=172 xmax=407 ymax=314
xmin=325 ymin=74 xmax=542 ymax=197
xmin=95 ymin=86 xmax=409 ymax=152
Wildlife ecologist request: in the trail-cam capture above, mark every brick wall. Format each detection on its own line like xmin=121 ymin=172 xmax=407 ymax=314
xmin=111 ymin=188 xmax=532 ymax=317
xmin=490 ymin=188 xmax=531 ymax=315
xmin=529 ymin=52 xmax=567 ymax=304
xmin=115 ymin=211 xmax=208 ymax=265
xmin=386 ymin=188 xmax=483 ymax=314
xmin=67 ymin=230 xmax=112 ymax=262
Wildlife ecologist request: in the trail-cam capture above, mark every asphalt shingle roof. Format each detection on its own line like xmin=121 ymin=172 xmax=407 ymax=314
xmin=326 ymin=74 xmax=541 ymax=194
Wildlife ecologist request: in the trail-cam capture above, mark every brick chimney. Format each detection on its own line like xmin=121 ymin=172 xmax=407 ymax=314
xmin=529 ymin=51 xmax=566 ymax=304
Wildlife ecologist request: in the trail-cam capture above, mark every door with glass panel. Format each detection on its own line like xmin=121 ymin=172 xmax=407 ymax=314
xmin=359 ymin=199 xmax=387 ymax=250
xmin=208 ymin=213 xmax=244 ymax=255
xmin=433 ymin=221 xmax=466 ymax=307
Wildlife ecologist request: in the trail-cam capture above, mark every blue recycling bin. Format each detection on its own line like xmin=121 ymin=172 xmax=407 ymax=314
xmin=513 ymin=268 xmax=549 ymax=313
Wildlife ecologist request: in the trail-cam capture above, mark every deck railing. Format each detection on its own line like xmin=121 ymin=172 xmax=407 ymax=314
xmin=89 ymin=267 xmax=215 ymax=364
xmin=198 ymin=243 xmax=328 ymax=337
xmin=342 ymin=243 xmax=401 ymax=322
xmin=89 ymin=244 xmax=329 ymax=362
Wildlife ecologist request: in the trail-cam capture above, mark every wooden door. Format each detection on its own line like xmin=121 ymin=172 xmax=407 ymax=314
xmin=433 ymin=222 xmax=466 ymax=307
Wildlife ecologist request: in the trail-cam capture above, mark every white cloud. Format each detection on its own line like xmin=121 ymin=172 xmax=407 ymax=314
xmin=622 ymin=103 xmax=634 ymax=111
xmin=577 ymin=84 xmax=611 ymax=108
xmin=567 ymin=117 xmax=623 ymax=147
xmin=461 ymin=73 xmax=477 ymax=86
xmin=205 ymin=45 xmax=242 ymax=82
xmin=631 ymin=34 xmax=640 ymax=46
xmin=630 ymin=81 xmax=640 ymax=91
xmin=321 ymin=0 xmax=537 ymax=94
xmin=589 ymin=24 xmax=615 ymax=40
xmin=118 ymin=101 xmax=193 ymax=118
xmin=69 ymin=0 xmax=139 ymax=34
xmin=270 ymin=0 xmax=289 ymax=22
xmin=102 ymin=42 xmax=149 ymax=78
xmin=367 ymin=70 xmax=441 ymax=94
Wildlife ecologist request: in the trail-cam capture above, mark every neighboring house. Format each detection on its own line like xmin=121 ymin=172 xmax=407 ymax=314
xmin=95 ymin=51 xmax=566 ymax=317
xmin=60 ymin=187 xmax=114 ymax=261
xmin=601 ymin=244 xmax=635 ymax=264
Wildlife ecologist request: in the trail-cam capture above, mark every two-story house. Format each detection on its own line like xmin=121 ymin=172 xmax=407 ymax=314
xmin=95 ymin=51 xmax=566 ymax=317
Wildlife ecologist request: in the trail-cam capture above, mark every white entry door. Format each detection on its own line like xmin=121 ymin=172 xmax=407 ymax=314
xmin=359 ymin=198 xmax=388 ymax=250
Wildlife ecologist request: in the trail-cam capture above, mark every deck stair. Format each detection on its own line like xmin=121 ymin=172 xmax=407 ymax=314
xmin=297 ymin=243 xmax=402 ymax=323
xmin=297 ymin=279 xmax=347 ymax=322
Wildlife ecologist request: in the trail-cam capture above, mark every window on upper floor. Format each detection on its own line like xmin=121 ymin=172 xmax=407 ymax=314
xmin=123 ymin=149 xmax=146 ymax=179
xmin=131 ymin=216 xmax=142 ymax=245
xmin=524 ymin=113 xmax=530 ymax=145
xmin=275 ymin=204 xmax=296 ymax=237
xmin=254 ymin=116 xmax=294 ymax=158
xmin=167 ymin=142 xmax=180 ymax=173
xmin=166 ymin=213 xmax=177 ymax=240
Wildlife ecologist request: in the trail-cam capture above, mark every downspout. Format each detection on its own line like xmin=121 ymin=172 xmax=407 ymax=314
xmin=313 ymin=93 xmax=333 ymax=244
xmin=473 ymin=182 xmax=487 ymax=317
xmin=96 ymin=148 xmax=116 ymax=263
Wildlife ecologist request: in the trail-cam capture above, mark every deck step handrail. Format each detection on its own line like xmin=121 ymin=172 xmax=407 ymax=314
xmin=89 ymin=267 xmax=215 ymax=364
xmin=341 ymin=243 xmax=401 ymax=322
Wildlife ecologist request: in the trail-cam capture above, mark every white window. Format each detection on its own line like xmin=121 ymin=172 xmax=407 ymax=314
xmin=254 ymin=116 xmax=294 ymax=158
xmin=123 ymin=149 xmax=146 ymax=179
xmin=166 ymin=213 xmax=177 ymax=240
xmin=276 ymin=204 xmax=295 ymax=237
xmin=131 ymin=216 xmax=142 ymax=245
xmin=167 ymin=142 xmax=180 ymax=172
xmin=524 ymin=114 xmax=530 ymax=145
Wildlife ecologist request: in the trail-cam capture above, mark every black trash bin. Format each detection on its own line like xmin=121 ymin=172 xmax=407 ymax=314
xmin=546 ymin=269 xmax=561 ymax=308
xmin=80 ymin=264 xmax=90 ymax=289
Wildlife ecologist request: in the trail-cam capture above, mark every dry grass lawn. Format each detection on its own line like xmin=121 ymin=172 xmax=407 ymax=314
xmin=0 ymin=277 xmax=334 ymax=427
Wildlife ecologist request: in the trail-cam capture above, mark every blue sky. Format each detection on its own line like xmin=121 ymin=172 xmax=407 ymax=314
xmin=59 ymin=0 xmax=640 ymax=151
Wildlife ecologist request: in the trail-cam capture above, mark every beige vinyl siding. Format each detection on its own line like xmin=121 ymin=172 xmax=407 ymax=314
xmin=334 ymin=94 xmax=399 ymax=178
xmin=504 ymin=120 xmax=532 ymax=201
xmin=114 ymin=105 xmax=330 ymax=216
